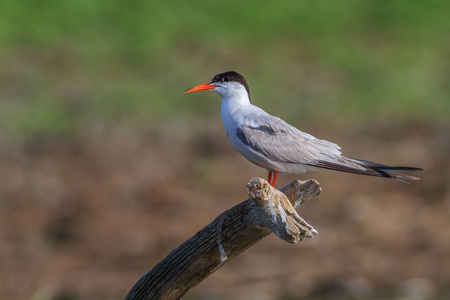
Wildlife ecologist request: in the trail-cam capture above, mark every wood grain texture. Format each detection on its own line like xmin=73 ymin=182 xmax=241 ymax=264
xmin=125 ymin=177 xmax=321 ymax=300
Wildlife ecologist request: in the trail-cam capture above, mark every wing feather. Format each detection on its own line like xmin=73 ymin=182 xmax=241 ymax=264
xmin=237 ymin=113 xmax=346 ymax=166
xmin=235 ymin=112 xmax=421 ymax=180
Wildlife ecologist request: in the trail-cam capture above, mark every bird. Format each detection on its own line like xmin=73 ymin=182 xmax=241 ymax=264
xmin=184 ymin=71 xmax=422 ymax=187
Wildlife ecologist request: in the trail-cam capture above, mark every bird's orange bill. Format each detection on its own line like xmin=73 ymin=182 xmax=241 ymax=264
xmin=184 ymin=82 xmax=218 ymax=93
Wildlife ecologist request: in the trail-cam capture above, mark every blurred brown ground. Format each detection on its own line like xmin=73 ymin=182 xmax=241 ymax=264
xmin=0 ymin=117 xmax=448 ymax=300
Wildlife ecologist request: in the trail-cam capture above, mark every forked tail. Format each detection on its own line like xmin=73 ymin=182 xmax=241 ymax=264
xmin=309 ymin=157 xmax=422 ymax=181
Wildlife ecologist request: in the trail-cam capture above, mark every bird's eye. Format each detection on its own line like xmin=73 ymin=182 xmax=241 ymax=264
xmin=223 ymin=76 xmax=231 ymax=82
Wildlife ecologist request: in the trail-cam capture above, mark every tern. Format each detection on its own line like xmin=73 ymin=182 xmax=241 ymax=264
xmin=185 ymin=71 xmax=422 ymax=187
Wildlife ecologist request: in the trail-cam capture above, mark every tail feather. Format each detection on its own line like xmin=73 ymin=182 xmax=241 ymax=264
xmin=308 ymin=157 xmax=422 ymax=181
xmin=351 ymin=158 xmax=422 ymax=181
xmin=350 ymin=158 xmax=423 ymax=173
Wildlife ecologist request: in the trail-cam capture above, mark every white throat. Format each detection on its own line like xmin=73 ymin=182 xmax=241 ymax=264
xmin=219 ymin=88 xmax=251 ymax=138
xmin=220 ymin=87 xmax=251 ymax=115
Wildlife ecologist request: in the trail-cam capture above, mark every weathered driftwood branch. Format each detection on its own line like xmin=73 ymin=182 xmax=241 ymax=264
xmin=125 ymin=177 xmax=321 ymax=300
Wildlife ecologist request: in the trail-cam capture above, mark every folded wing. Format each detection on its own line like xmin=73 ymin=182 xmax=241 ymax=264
xmin=236 ymin=113 xmax=421 ymax=180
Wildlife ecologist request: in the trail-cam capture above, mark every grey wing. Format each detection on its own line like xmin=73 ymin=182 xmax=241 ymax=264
xmin=236 ymin=113 xmax=421 ymax=180
xmin=236 ymin=113 xmax=347 ymax=166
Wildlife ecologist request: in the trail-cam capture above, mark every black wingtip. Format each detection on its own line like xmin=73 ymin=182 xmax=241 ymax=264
xmin=310 ymin=157 xmax=423 ymax=181
xmin=348 ymin=158 xmax=422 ymax=180
xmin=349 ymin=158 xmax=423 ymax=172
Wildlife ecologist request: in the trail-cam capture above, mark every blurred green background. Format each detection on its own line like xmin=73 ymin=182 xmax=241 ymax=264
xmin=1 ymin=0 xmax=449 ymax=143
xmin=0 ymin=1 xmax=449 ymax=300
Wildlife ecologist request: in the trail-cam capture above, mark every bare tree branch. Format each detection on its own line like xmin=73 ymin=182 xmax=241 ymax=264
xmin=125 ymin=177 xmax=321 ymax=300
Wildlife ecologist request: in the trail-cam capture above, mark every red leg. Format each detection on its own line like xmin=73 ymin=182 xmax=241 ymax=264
xmin=268 ymin=171 xmax=273 ymax=185
xmin=271 ymin=171 xmax=278 ymax=187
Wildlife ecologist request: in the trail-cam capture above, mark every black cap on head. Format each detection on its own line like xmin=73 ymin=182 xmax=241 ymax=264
xmin=210 ymin=71 xmax=251 ymax=100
